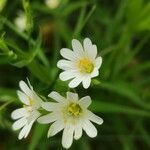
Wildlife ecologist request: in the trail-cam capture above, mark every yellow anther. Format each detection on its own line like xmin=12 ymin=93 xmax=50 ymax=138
xmin=78 ymin=58 xmax=94 ymax=73
xmin=28 ymin=96 xmax=33 ymax=106
xmin=68 ymin=103 xmax=82 ymax=117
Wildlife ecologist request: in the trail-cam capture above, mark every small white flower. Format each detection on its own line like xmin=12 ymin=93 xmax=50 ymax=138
xmin=0 ymin=0 xmax=6 ymax=12
xmin=14 ymin=11 xmax=27 ymax=32
xmin=11 ymin=80 xmax=42 ymax=140
xmin=45 ymin=0 xmax=60 ymax=9
xmin=38 ymin=91 xmax=103 ymax=149
xmin=57 ymin=38 xmax=102 ymax=89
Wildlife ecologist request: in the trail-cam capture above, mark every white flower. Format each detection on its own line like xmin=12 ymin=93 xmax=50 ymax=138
xmin=11 ymin=80 xmax=42 ymax=140
xmin=57 ymin=38 xmax=102 ymax=89
xmin=45 ymin=0 xmax=60 ymax=9
xmin=38 ymin=91 xmax=103 ymax=149
xmin=0 ymin=0 xmax=6 ymax=12
xmin=14 ymin=11 xmax=27 ymax=32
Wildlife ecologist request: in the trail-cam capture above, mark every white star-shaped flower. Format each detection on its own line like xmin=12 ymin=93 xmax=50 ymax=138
xmin=57 ymin=38 xmax=102 ymax=89
xmin=11 ymin=80 xmax=42 ymax=140
xmin=38 ymin=91 xmax=103 ymax=149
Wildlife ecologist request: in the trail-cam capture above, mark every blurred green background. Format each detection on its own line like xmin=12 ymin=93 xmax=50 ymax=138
xmin=0 ymin=0 xmax=150 ymax=149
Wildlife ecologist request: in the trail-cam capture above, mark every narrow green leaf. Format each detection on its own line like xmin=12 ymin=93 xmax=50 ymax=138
xmin=28 ymin=124 xmax=48 ymax=150
xmin=98 ymin=81 xmax=150 ymax=109
xmin=91 ymin=101 xmax=150 ymax=117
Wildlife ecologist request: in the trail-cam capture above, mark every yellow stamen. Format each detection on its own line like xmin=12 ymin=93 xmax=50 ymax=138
xmin=67 ymin=103 xmax=82 ymax=117
xmin=28 ymin=96 xmax=33 ymax=106
xmin=78 ymin=58 xmax=94 ymax=73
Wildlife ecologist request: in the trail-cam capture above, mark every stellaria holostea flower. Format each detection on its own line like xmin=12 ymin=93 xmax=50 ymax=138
xmin=57 ymin=38 xmax=102 ymax=89
xmin=38 ymin=91 xmax=103 ymax=149
xmin=11 ymin=80 xmax=42 ymax=139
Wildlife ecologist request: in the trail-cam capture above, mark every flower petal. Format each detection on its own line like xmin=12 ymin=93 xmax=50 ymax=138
xmin=72 ymin=39 xmax=83 ymax=56
xmin=11 ymin=108 xmax=27 ymax=120
xmin=95 ymin=56 xmax=102 ymax=69
xmin=83 ymin=38 xmax=97 ymax=59
xmin=79 ymin=96 xmax=91 ymax=108
xmin=57 ymin=59 xmax=75 ymax=70
xmin=19 ymin=80 xmax=32 ymax=97
xmin=27 ymin=110 xmax=41 ymax=123
xmin=82 ymin=77 xmax=91 ymax=89
xmin=59 ymin=70 xmax=78 ymax=81
xmin=12 ymin=117 xmax=27 ymax=130
xmin=17 ymin=90 xmax=29 ymax=105
xmin=18 ymin=123 xmax=32 ymax=140
xmin=60 ymin=48 xmax=76 ymax=61
xmin=87 ymin=110 xmax=103 ymax=125
xmin=48 ymin=120 xmax=64 ymax=137
xmin=24 ymin=121 xmax=34 ymax=138
xmin=48 ymin=91 xmax=66 ymax=103
xmin=91 ymin=45 xmax=98 ymax=59
xmin=27 ymin=78 xmax=33 ymax=90
xmin=83 ymin=38 xmax=92 ymax=51
xmin=69 ymin=76 xmax=83 ymax=88
xmin=91 ymin=68 xmax=99 ymax=78
xmin=42 ymin=102 xmax=60 ymax=111
xmin=62 ymin=125 xmax=74 ymax=149
xmin=67 ymin=92 xmax=78 ymax=102
xmin=74 ymin=125 xmax=82 ymax=140
xmin=82 ymin=120 xmax=97 ymax=138
xmin=37 ymin=113 xmax=58 ymax=124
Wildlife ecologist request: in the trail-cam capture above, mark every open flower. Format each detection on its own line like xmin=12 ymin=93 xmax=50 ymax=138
xmin=57 ymin=38 xmax=102 ymax=89
xmin=14 ymin=11 xmax=27 ymax=32
xmin=11 ymin=80 xmax=42 ymax=139
xmin=38 ymin=91 xmax=103 ymax=149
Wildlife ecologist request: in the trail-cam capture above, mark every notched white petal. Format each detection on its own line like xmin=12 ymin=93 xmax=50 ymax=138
xmin=19 ymin=80 xmax=32 ymax=97
xmin=11 ymin=108 xmax=27 ymax=120
xmin=37 ymin=113 xmax=58 ymax=124
xmin=95 ymin=56 xmax=102 ymax=69
xmin=17 ymin=90 xmax=29 ymax=105
xmin=27 ymin=78 xmax=33 ymax=90
xmin=42 ymin=102 xmax=59 ymax=111
xmin=24 ymin=121 xmax=34 ymax=138
xmin=12 ymin=117 xmax=27 ymax=130
xmin=79 ymin=96 xmax=91 ymax=108
xmin=83 ymin=38 xmax=93 ymax=53
xmin=18 ymin=124 xmax=31 ymax=140
xmin=62 ymin=125 xmax=74 ymax=149
xmin=48 ymin=91 xmax=65 ymax=102
xmin=69 ymin=76 xmax=83 ymax=88
xmin=57 ymin=59 xmax=74 ymax=70
xmin=60 ymin=48 xmax=76 ymax=61
xmin=47 ymin=120 xmax=64 ymax=137
xmin=72 ymin=39 xmax=83 ymax=56
xmin=87 ymin=110 xmax=103 ymax=125
xmin=82 ymin=120 xmax=97 ymax=138
xmin=59 ymin=70 xmax=77 ymax=81
xmin=74 ymin=125 xmax=82 ymax=140
xmin=82 ymin=77 xmax=91 ymax=89
xmin=91 ymin=68 xmax=99 ymax=78
xmin=67 ymin=92 xmax=78 ymax=102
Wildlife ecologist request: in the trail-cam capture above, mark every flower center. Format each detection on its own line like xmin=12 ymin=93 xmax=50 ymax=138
xmin=67 ymin=103 xmax=82 ymax=117
xmin=28 ymin=96 xmax=33 ymax=106
xmin=78 ymin=58 xmax=94 ymax=73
